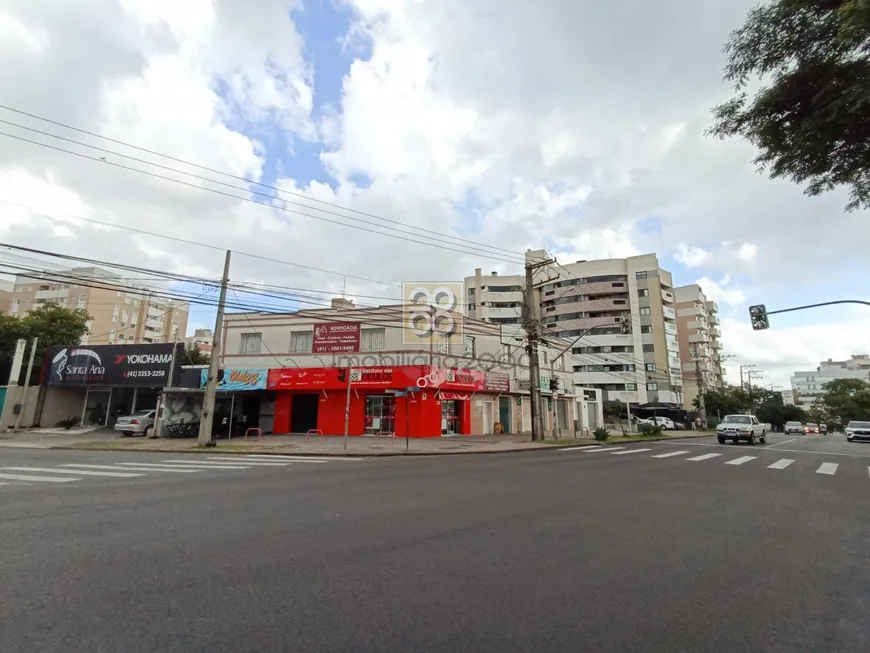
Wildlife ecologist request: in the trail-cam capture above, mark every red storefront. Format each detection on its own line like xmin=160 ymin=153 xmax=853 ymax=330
xmin=266 ymin=365 xmax=488 ymax=437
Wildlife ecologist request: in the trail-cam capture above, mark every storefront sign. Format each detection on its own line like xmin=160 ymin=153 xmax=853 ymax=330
xmin=45 ymin=343 xmax=183 ymax=387
xmin=484 ymin=372 xmax=510 ymax=393
xmin=267 ymin=365 xmax=427 ymax=391
xmin=202 ymin=368 xmax=267 ymax=391
xmin=312 ymin=322 xmax=360 ymax=353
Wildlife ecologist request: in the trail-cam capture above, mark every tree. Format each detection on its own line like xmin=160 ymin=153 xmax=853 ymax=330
xmin=185 ymin=344 xmax=210 ymax=365
xmin=818 ymin=377 xmax=870 ymax=427
xmin=0 ymin=304 xmax=90 ymax=384
xmin=709 ymin=0 xmax=870 ymax=212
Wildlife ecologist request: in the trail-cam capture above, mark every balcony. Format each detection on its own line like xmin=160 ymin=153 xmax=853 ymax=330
xmin=710 ymin=339 xmax=721 ymax=349
xmin=661 ymin=289 xmax=674 ymax=304
xmin=485 ymin=305 xmax=522 ymax=320
xmin=688 ymin=319 xmax=708 ymax=331
xmin=705 ymin=300 xmax=719 ymax=313
xmin=677 ymin=305 xmax=704 ymax=318
xmin=662 ymin=306 xmax=676 ymax=321
xmin=709 ymin=314 xmax=720 ymax=325
xmin=664 ymin=322 xmax=677 ymax=336
xmin=711 ymin=327 xmax=722 ymax=338
xmin=689 ymin=333 xmax=710 ymax=344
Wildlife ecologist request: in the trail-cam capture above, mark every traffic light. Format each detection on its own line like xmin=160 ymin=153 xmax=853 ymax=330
xmin=551 ymin=376 xmax=560 ymax=393
xmin=749 ymin=304 xmax=769 ymax=330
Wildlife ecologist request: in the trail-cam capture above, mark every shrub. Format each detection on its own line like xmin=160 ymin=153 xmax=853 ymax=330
xmin=593 ymin=427 xmax=610 ymax=442
xmin=638 ymin=423 xmax=663 ymax=437
xmin=55 ymin=416 xmax=81 ymax=430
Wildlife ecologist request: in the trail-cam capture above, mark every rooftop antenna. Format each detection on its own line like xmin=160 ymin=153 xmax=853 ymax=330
xmin=341 ymin=276 xmax=347 ymax=298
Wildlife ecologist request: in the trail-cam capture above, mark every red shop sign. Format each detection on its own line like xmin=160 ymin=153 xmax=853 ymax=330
xmin=312 ymin=322 xmax=360 ymax=354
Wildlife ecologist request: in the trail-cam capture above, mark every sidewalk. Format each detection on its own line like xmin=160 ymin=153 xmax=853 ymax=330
xmin=0 ymin=426 xmax=118 ymax=449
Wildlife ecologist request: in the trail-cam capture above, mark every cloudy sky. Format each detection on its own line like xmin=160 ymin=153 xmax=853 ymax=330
xmin=1 ymin=0 xmax=868 ymax=389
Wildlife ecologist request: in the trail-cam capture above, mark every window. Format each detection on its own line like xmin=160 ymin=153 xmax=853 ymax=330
xmin=646 ymin=363 xmax=656 ymax=372
xmin=464 ymin=335 xmax=475 ymax=357
xmin=647 ymin=382 xmax=658 ymax=391
xmin=360 ymin=328 xmax=386 ymax=351
xmin=626 ymin=383 xmax=637 ymax=391
xmin=643 ymin=344 xmax=655 ymax=353
xmin=637 ymin=288 xmax=649 ymax=297
xmin=640 ymin=325 xmax=652 ymax=334
xmin=241 ymin=333 xmax=262 ymax=355
xmin=612 ymin=282 xmax=625 ymax=288
xmin=639 ymin=307 xmax=651 ymax=316
xmin=636 ymin=271 xmax=648 ymax=280
xmin=541 ymin=351 xmax=548 ymax=365
xmin=435 ymin=334 xmax=450 ymax=354
xmin=289 ymin=331 xmax=312 ymax=353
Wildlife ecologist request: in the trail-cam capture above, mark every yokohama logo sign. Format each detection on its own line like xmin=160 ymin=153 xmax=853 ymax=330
xmin=115 ymin=353 xmax=173 ymax=365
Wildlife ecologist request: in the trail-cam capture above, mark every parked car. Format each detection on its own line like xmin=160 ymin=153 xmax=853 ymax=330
xmin=114 ymin=409 xmax=156 ymax=437
xmin=804 ymin=423 xmax=820 ymax=434
xmin=784 ymin=421 xmax=804 ymax=435
xmin=845 ymin=420 xmax=870 ymax=442
xmin=636 ymin=416 xmax=675 ymax=430
xmin=716 ymin=414 xmax=767 ymax=445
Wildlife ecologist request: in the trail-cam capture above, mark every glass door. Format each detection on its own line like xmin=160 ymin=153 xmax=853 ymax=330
xmin=442 ymin=400 xmax=459 ymax=435
xmin=365 ymin=395 xmax=396 ymax=434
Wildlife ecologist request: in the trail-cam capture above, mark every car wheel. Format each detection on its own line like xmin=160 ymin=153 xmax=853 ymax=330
xmin=847 ymin=437 xmax=854 ymax=442
xmin=142 ymin=425 xmax=152 ymax=438
xmin=760 ymin=436 xmax=766 ymax=444
xmin=717 ymin=436 xmax=725 ymax=444
xmin=748 ymin=434 xmax=756 ymax=446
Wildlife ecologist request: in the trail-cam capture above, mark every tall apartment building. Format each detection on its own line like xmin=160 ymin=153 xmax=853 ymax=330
xmin=790 ymin=355 xmax=870 ymax=407
xmin=467 ymin=252 xmax=683 ymax=405
xmin=185 ymin=328 xmax=214 ymax=355
xmin=7 ymin=266 xmax=189 ymax=345
xmin=0 ymin=278 xmax=13 ymax=314
xmin=673 ymin=284 xmax=725 ymax=409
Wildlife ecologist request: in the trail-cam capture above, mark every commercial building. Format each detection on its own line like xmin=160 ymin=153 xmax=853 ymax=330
xmin=6 ymin=266 xmax=189 ymax=345
xmin=673 ymin=284 xmax=725 ymax=409
xmin=220 ymin=297 xmax=602 ymax=437
xmin=790 ymin=355 xmax=870 ymax=407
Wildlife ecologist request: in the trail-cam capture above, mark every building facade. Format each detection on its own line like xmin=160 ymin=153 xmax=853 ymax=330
xmin=790 ymin=355 xmax=870 ymax=407
xmin=219 ymin=298 xmax=601 ymax=437
xmin=6 ymin=266 xmax=189 ymax=345
xmin=185 ymin=328 xmax=213 ymax=355
xmin=673 ymin=284 xmax=725 ymax=409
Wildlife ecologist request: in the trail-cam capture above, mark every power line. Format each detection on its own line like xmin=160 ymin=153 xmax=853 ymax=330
xmin=0 ymin=129 xmax=526 ymax=264
xmin=0 ymin=104 xmax=525 ymax=259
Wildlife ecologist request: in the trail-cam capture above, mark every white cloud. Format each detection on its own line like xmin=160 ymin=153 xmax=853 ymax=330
xmin=2 ymin=0 xmax=869 ymax=387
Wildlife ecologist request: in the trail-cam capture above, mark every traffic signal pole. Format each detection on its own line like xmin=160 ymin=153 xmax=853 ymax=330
xmin=750 ymin=300 xmax=870 ymax=330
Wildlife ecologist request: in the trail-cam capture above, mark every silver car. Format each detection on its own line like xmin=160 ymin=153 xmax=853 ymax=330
xmin=784 ymin=421 xmax=804 ymax=435
xmin=114 ymin=409 xmax=156 ymax=437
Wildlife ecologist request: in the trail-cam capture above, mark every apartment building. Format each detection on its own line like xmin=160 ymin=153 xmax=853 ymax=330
xmin=526 ymin=250 xmax=682 ymax=405
xmin=674 ymin=284 xmax=725 ymax=409
xmin=790 ymin=355 xmax=870 ymax=407
xmin=0 ymin=278 xmax=13 ymax=314
xmin=219 ymin=297 xmax=602 ymax=436
xmin=464 ymin=269 xmax=525 ymax=330
xmin=6 ymin=266 xmax=189 ymax=345
xmin=185 ymin=328 xmax=214 ymax=355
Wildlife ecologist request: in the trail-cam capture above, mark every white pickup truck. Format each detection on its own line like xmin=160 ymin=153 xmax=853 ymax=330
xmin=716 ymin=414 xmax=767 ymax=445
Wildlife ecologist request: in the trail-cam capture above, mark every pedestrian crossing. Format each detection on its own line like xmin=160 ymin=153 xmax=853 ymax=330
xmin=562 ymin=445 xmax=865 ymax=478
xmin=0 ymin=455 xmax=360 ymax=488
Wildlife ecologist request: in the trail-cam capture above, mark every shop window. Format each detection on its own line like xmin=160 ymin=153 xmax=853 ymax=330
xmin=365 ymin=396 xmax=396 ymax=434
xmin=360 ymin=328 xmax=385 ymax=351
xmin=289 ymin=331 xmax=312 ymax=353
xmin=241 ymin=333 xmax=262 ymax=355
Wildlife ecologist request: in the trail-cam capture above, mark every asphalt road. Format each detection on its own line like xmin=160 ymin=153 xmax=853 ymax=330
xmin=1 ymin=440 xmax=869 ymax=652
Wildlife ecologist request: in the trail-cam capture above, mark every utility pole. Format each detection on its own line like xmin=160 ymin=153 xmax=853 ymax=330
xmin=523 ymin=257 xmax=554 ymax=441
xmin=13 ymin=337 xmax=38 ymax=430
xmin=692 ymin=345 xmax=708 ymax=429
xmin=739 ymin=364 xmax=755 ymax=391
xmin=198 ymin=250 xmax=231 ymax=447
xmin=1 ymin=339 xmax=27 ymax=432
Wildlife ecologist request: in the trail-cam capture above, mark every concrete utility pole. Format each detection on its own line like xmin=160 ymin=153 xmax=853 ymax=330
xmin=198 ymin=250 xmax=231 ymax=447
xmin=739 ymin=364 xmax=755 ymax=392
xmin=693 ymin=346 xmax=708 ymax=429
xmin=523 ymin=256 xmax=554 ymax=441
xmin=13 ymin=337 xmax=38 ymax=430
xmin=1 ymin=338 xmax=27 ymax=432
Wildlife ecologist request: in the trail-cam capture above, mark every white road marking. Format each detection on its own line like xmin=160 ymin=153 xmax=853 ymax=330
xmin=686 ymin=453 xmax=722 ymax=462
xmin=661 ymin=441 xmax=870 ymax=459
xmin=768 ymin=459 xmax=795 ymax=470
xmin=766 ymin=438 xmax=796 ymax=449
xmin=0 ymin=467 xmax=143 ymax=478
xmin=651 ymin=450 xmax=690 ymax=459
xmin=574 ymin=446 xmax=625 ymax=453
xmin=610 ymin=448 xmax=652 ymax=455
xmin=816 ymin=462 xmax=839 ymax=475
xmin=117 ymin=462 xmax=250 ymax=470
xmin=204 ymin=458 xmax=291 ymax=467
xmin=0 ymin=473 xmax=78 ymax=483
xmin=62 ymin=464 xmax=200 ymax=474
xmin=725 ymin=456 xmax=757 ymax=466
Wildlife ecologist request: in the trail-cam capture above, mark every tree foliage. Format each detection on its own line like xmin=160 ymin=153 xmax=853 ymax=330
xmin=0 ymin=304 xmax=90 ymax=383
xmin=709 ymin=0 xmax=870 ymax=211
xmin=696 ymin=385 xmax=807 ymax=428
xmin=184 ymin=344 xmax=210 ymax=366
xmin=816 ymin=377 xmax=870 ymax=427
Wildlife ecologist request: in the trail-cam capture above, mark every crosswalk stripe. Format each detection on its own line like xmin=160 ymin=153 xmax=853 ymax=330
xmin=204 ymin=458 xmax=291 ymax=467
xmin=610 ymin=448 xmax=652 ymax=455
xmin=768 ymin=459 xmax=794 ymax=470
xmin=652 ymin=450 xmax=690 ymax=459
xmin=579 ymin=446 xmax=625 ymax=453
xmin=241 ymin=455 xmax=335 ymax=463
xmin=117 ymin=462 xmax=250 ymax=470
xmin=0 ymin=472 xmax=79 ymax=483
xmin=816 ymin=462 xmax=838 ymax=475
xmin=0 ymin=466 xmax=143 ymax=478
xmin=62 ymin=464 xmax=201 ymax=474
xmin=725 ymin=456 xmax=757 ymax=466
xmin=686 ymin=453 xmax=722 ymax=462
